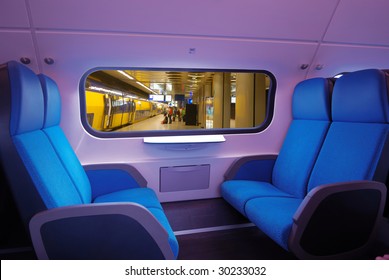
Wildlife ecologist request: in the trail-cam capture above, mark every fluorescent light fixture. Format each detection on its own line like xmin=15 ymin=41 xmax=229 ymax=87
xmin=117 ymin=70 xmax=134 ymax=80
xmin=333 ymin=72 xmax=348 ymax=79
xmin=136 ymin=81 xmax=150 ymax=90
xmin=89 ymin=86 xmax=122 ymax=96
xmin=136 ymin=81 xmax=159 ymax=95
xmin=333 ymin=74 xmax=344 ymax=79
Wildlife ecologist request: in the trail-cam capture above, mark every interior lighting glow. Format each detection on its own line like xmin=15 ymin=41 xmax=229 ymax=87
xmin=89 ymin=86 xmax=123 ymax=96
xmin=136 ymin=81 xmax=159 ymax=95
xmin=117 ymin=70 xmax=134 ymax=80
xmin=144 ymin=135 xmax=226 ymax=144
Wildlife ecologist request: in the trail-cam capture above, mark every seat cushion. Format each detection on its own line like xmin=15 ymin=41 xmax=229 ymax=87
xmin=94 ymin=187 xmax=163 ymax=210
xmin=13 ymin=131 xmax=83 ymax=208
xmin=272 ymin=120 xmax=330 ymax=198
xmin=221 ymin=180 xmax=295 ymax=216
xmin=308 ymin=122 xmax=388 ymax=192
xmin=45 ymin=126 xmax=92 ymax=204
xmin=245 ymin=197 xmax=302 ymax=250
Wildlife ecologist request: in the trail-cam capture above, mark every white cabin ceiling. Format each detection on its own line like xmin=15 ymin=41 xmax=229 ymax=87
xmin=1 ymin=0 xmax=389 ymax=78
xmin=324 ymin=0 xmax=389 ymax=46
xmin=27 ymin=0 xmax=339 ymax=42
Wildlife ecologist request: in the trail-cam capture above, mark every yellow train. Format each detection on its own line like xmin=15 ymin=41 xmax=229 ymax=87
xmin=86 ymin=89 xmax=163 ymax=131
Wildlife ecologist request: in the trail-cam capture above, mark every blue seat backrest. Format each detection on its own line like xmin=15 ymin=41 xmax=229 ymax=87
xmin=272 ymin=78 xmax=332 ymax=198
xmin=308 ymin=69 xmax=389 ymax=191
xmin=7 ymin=61 xmax=84 ymax=209
xmin=39 ymin=74 xmax=92 ymax=204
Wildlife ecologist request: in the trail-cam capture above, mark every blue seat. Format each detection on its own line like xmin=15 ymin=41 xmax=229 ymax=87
xmin=224 ymin=69 xmax=388 ymax=259
xmin=221 ymin=77 xmax=333 ymax=215
xmin=0 ymin=61 xmax=178 ymax=259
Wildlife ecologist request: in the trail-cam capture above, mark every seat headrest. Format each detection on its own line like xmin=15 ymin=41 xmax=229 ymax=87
xmin=332 ymin=69 xmax=389 ymax=123
xmin=8 ymin=61 xmax=44 ymax=135
xmin=38 ymin=74 xmax=62 ymax=128
xmin=292 ymin=77 xmax=332 ymax=121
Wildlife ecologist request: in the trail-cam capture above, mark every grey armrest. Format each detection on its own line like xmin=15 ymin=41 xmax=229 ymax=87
xmin=29 ymin=202 xmax=174 ymax=260
xmin=289 ymin=180 xmax=387 ymax=259
xmin=84 ymin=163 xmax=147 ymax=187
xmin=224 ymin=154 xmax=277 ymax=181
xmin=84 ymin=163 xmax=148 ymax=198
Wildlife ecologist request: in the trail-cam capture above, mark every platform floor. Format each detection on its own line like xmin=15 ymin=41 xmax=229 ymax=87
xmin=117 ymin=114 xmax=202 ymax=132
xmin=117 ymin=114 xmax=235 ymax=132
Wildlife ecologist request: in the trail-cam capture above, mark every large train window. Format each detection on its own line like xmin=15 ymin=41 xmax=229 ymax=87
xmin=81 ymin=69 xmax=275 ymax=137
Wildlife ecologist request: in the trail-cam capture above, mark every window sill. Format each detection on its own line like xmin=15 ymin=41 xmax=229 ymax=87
xmin=143 ymin=135 xmax=226 ymax=144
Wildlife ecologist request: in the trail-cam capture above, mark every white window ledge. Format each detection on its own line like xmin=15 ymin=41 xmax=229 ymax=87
xmin=144 ymin=135 xmax=226 ymax=144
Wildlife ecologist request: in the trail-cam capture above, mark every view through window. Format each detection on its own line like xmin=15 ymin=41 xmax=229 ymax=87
xmin=83 ymin=69 xmax=274 ymax=135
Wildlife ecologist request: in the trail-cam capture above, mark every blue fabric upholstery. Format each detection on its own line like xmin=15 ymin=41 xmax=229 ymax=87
xmin=13 ymin=131 xmax=83 ymax=208
xmin=272 ymin=120 xmax=330 ymax=197
xmin=308 ymin=69 xmax=389 ymax=192
xmin=331 ymin=69 xmax=389 ymax=123
xmin=4 ymin=62 xmax=178 ymax=259
xmin=87 ymin=169 xmax=143 ymax=199
xmin=39 ymin=75 xmax=92 ymax=204
xmin=221 ymin=77 xmax=332 ymax=215
xmin=8 ymin=61 xmax=44 ymax=135
xmin=39 ymin=74 xmax=61 ymax=128
xmin=223 ymin=69 xmax=388 ymax=256
xmin=308 ymin=123 xmax=388 ymax=191
xmin=44 ymin=126 xmax=93 ymax=203
xmin=231 ymin=158 xmax=275 ymax=182
xmin=221 ymin=181 xmax=294 ymax=215
xmin=272 ymin=78 xmax=332 ymax=197
xmin=7 ymin=62 xmax=83 ymax=209
xmin=94 ymin=188 xmax=164 ymax=210
xmin=292 ymin=78 xmax=331 ymax=121
xmin=245 ymin=197 xmax=302 ymax=250
xmin=37 ymin=73 xmax=178 ymax=259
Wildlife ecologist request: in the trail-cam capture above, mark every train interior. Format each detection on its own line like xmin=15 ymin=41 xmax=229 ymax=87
xmin=1 ymin=0 xmax=389 ymax=262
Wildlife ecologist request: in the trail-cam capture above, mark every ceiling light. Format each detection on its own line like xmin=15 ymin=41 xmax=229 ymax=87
xmin=117 ymin=70 xmax=134 ymax=80
xmin=333 ymin=73 xmax=347 ymax=79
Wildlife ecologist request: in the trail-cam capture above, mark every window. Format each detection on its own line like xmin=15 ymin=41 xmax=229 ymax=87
xmin=80 ymin=69 xmax=276 ymax=138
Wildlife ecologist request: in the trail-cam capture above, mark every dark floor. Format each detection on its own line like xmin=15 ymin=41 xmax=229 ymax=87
xmin=162 ymin=198 xmax=389 ymax=260
xmin=1 ymin=198 xmax=388 ymax=260
xmin=162 ymin=198 xmax=249 ymax=231
xmin=176 ymin=227 xmax=297 ymax=260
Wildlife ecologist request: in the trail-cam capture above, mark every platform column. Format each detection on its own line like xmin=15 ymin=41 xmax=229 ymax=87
xmin=197 ymin=85 xmax=206 ymax=127
xmin=254 ymin=73 xmax=267 ymax=126
xmin=235 ymin=73 xmax=267 ymax=128
xmin=201 ymin=83 xmax=212 ymax=128
xmin=212 ymin=73 xmax=231 ymax=128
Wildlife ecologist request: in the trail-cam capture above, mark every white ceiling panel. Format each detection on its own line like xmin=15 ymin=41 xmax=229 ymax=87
xmin=29 ymin=0 xmax=338 ymax=41
xmin=0 ymin=31 xmax=38 ymax=71
xmin=0 ymin=0 xmax=30 ymax=28
xmin=36 ymin=32 xmax=318 ymax=79
xmin=324 ymin=0 xmax=389 ymax=46
xmin=307 ymin=44 xmax=389 ymax=78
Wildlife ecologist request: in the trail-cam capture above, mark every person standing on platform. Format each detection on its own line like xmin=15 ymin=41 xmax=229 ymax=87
xmin=168 ymin=106 xmax=173 ymax=124
xmin=177 ymin=107 xmax=181 ymax=122
xmin=181 ymin=107 xmax=186 ymax=123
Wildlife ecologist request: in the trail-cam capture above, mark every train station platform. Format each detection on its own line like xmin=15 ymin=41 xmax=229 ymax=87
xmin=117 ymin=114 xmax=203 ymax=132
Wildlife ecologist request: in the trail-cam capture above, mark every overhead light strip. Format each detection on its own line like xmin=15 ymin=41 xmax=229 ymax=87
xmin=117 ymin=70 xmax=134 ymax=80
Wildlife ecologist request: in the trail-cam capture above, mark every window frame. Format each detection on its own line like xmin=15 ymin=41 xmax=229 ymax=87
xmin=79 ymin=67 xmax=277 ymax=138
